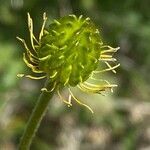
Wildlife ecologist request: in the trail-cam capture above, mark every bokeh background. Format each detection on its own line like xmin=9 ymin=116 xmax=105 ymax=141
xmin=0 ymin=0 xmax=150 ymax=150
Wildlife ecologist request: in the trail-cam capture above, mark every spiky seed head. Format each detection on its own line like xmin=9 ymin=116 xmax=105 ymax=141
xmin=17 ymin=13 xmax=120 ymax=113
xmin=36 ymin=15 xmax=103 ymax=86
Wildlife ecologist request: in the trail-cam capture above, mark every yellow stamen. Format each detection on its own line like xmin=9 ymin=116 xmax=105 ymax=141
xmin=17 ymin=74 xmax=46 ymax=80
xmin=94 ymin=63 xmax=120 ymax=73
xmin=27 ymin=13 xmax=39 ymax=52
xmin=16 ymin=37 xmax=38 ymax=60
xmin=79 ymin=82 xmax=117 ymax=94
xmin=68 ymin=88 xmax=94 ymax=113
xmin=57 ymin=89 xmax=72 ymax=107
xmin=39 ymin=55 xmax=52 ymax=61
xmin=100 ymin=54 xmax=112 ymax=58
xmin=41 ymin=82 xmax=57 ymax=92
xmin=104 ymin=62 xmax=117 ymax=73
xmin=23 ymin=53 xmax=43 ymax=73
xmin=80 ymin=83 xmax=105 ymax=92
xmin=49 ymin=71 xmax=58 ymax=79
xmin=100 ymin=46 xmax=120 ymax=54
xmin=84 ymin=82 xmax=118 ymax=89
xmin=99 ymin=58 xmax=117 ymax=62
xmin=39 ymin=12 xmax=47 ymax=41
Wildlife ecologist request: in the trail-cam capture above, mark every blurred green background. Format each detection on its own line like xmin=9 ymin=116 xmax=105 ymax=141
xmin=0 ymin=0 xmax=150 ymax=150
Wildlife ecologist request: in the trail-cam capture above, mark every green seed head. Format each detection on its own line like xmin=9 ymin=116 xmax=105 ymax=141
xmin=37 ymin=15 xmax=102 ymax=86
xmin=17 ymin=13 xmax=120 ymax=113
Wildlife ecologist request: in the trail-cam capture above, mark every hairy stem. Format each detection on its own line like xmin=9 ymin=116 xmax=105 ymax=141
xmin=18 ymin=80 xmax=57 ymax=150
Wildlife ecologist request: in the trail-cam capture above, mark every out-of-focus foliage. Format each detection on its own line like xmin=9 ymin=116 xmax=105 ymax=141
xmin=0 ymin=0 xmax=150 ymax=150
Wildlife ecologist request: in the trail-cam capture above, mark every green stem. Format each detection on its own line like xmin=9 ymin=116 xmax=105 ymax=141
xmin=18 ymin=80 xmax=57 ymax=150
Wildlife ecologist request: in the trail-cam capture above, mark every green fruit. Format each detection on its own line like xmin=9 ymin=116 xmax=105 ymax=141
xmin=37 ymin=15 xmax=102 ymax=86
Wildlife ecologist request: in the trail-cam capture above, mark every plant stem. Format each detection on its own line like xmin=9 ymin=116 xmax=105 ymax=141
xmin=18 ymin=80 xmax=57 ymax=150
